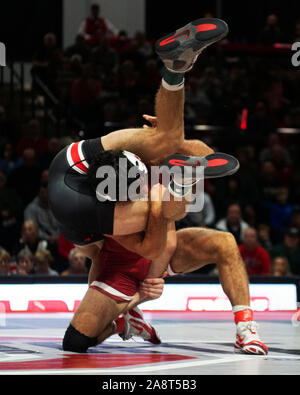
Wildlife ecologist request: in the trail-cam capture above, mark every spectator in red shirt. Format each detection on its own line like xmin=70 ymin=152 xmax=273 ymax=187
xmin=78 ymin=3 xmax=118 ymax=47
xmin=239 ymin=227 xmax=271 ymax=275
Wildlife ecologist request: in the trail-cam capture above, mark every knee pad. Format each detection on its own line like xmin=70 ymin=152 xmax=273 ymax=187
xmin=62 ymin=324 xmax=98 ymax=353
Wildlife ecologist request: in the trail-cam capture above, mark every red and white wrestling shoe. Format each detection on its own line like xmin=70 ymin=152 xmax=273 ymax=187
xmin=234 ymin=308 xmax=268 ymax=355
xmin=118 ymin=307 xmax=161 ymax=344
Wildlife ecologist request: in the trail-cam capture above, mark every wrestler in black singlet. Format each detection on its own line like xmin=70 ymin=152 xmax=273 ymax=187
xmin=48 ymin=138 xmax=115 ymax=245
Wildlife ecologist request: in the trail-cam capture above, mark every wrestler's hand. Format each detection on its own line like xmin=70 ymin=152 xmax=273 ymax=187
xmin=142 ymin=114 xmax=157 ymax=129
xmin=139 ymin=277 xmax=165 ymax=301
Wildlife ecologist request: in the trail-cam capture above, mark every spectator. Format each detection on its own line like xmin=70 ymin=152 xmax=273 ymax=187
xmin=264 ymin=187 xmax=294 ymax=242
xmin=176 ymin=192 xmax=216 ymax=229
xmin=38 ymin=138 xmax=61 ymax=170
xmin=78 ymin=3 xmax=118 ymax=47
xmin=0 ymin=171 xmax=23 ymax=252
xmin=258 ymin=14 xmax=284 ymax=45
xmin=7 ymin=148 xmax=42 ymax=207
xmin=292 ymin=20 xmax=300 ymax=42
xmin=215 ymin=203 xmax=250 ymax=244
xmin=110 ymin=30 xmax=131 ymax=56
xmin=0 ymin=249 xmax=12 ymax=276
xmin=61 ymin=248 xmax=88 ymax=276
xmin=259 ymin=133 xmax=291 ymax=164
xmin=290 ymin=209 xmax=300 ymax=232
xmin=257 ymin=223 xmax=273 ymax=252
xmin=17 ymin=119 xmax=48 ymax=158
xmin=34 ymin=249 xmax=58 ymax=276
xmin=247 ymin=101 xmax=275 ymax=139
xmin=270 ymin=227 xmax=300 ymax=275
xmin=0 ymin=106 xmax=18 ymax=149
xmin=265 ymin=144 xmax=293 ymax=185
xmin=270 ymin=256 xmax=291 ymax=276
xmin=24 ymin=176 xmax=59 ymax=245
xmin=0 ymin=142 xmax=22 ymax=176
xmin=71 ymin=64 xmax=102 ymax=122
xmin=116 ymin=60 xmax=140 ymax=104
xmin=139 ymin=59 xmax=162 ymax=97
xmin=239 ymin=228 xmax=271 ymax=275
xmin=64 ymin=34 xmax=91 ymax=65
xmin=16 ymin=249 xmax=35 ymax=275
xmin=13 ymin=220 xmax=48 ymax=258
xmin=134 ymin=31 xmax=154 ymax=59
xmin=258 ymin=160 xmax=281 ymax=202
xmin=32 ymin=32 xmax=63 ymax=89
xmin=92 ymin=36 xmax=119 ymax=77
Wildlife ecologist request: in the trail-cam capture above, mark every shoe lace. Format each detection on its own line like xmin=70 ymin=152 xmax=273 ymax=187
xmin=242 ymin=321 xmax=259 ymax=334
xmin=237 ymin=320 xmax=259 ymax=335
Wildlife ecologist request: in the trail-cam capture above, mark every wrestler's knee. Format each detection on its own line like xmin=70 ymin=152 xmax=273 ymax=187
xmin=62 ymin=323 xmax=98 ymax=353
xmin=216 ymin=231 xmax=238 ymax=261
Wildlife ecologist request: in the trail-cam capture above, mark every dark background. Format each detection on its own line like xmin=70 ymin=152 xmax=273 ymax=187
xmin=146 ymin=0 xmax=300 ymax=42
xmin=1 ymin=0 xmax=300 ymax=61
xmin=0 ymin=0 xmax=63 ymax=60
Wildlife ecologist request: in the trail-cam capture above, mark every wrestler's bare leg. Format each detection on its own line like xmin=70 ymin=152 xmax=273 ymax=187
xmin=70 ymin=287 xmax=128 ymax=344
xmin=170 ymin=227 xmax=250 ymax=306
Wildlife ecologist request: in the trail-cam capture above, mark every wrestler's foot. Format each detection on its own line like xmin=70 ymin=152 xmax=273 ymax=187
xmin=155 ymin=18 xmax=228 ymax=73
xmin=163 ymin=152 xmax=240 ymax=181
xmin=119 ymin=307 xmax=161 ymax=344
xmin=234 ymin=321 xmax=268 ymax=355
xmin=234 ymin=309 xmax=268 ymax=355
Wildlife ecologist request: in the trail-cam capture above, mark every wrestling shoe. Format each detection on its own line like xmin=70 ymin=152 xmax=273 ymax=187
xmin=119 ymin=307 xmax=161 ymax=344
xmin=234 ymin=309 xmax=268 ymax=355
xmin=163 ymin=152 xmax=240 ymax=180
xmin=155 ymin=18 xmax=228 ymax=73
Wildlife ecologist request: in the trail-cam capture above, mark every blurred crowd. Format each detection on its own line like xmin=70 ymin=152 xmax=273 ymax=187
xmin=0 ymin=4 xmax=300 ymax=277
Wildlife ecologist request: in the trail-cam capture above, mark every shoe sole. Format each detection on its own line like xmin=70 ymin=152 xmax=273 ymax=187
xmin=234 ymin=343 xmax=268 ymax=355
xmin=163 ymin=152 xmax=240 ymax=180
xmin=155 ymin=18 xmax=228 ymax=72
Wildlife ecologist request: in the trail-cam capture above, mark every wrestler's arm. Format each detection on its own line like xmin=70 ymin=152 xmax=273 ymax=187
xmin=101 ymin=127 xmax=177 ymax=166
xmin=146 ymin=220 xmax=177 ymax=278
xmin=74 ymin=241 xmax=103 ymax=286
xmin=123 ymin=221 xmax=177 ymax=311
xmin=112 ymin=184 xmax=168 ymax=260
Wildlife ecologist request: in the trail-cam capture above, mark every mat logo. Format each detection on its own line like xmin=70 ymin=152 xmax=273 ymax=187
xmin=0 ymin=42 xmax=5 ymax=66
xmin=291 ymin=42 xmax=300 ymax=67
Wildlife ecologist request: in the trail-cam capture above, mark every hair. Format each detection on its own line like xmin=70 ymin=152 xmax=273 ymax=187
xmin=35 ymin=249 xmax=53 ymax=265
xmin=87 ymin=150 xmax=139 ymax=201
xmin=271 ymin=256 xmax=291 ymax=276
xmin=68 ymin=247 xmax=84 ymax=261
xmin=22 ymin=220 xmax=39 ymax=234
xmin=17 ymin=249 xmax=34 ymax=262
xmin=0 ymin=249 xmax=11 ymax=262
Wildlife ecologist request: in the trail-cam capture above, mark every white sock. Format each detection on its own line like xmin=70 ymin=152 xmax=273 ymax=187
xmin=162 ymin=78 xmax=185 ymax=91
xmin=232 ymin=305 xmax=251 ymax=314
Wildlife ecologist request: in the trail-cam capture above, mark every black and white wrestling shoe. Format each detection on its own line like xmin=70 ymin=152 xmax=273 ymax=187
xmin=163 ymin=152 xmax=239 ymax=181
xmin=155 ymin=18 xmax=228 ymax=73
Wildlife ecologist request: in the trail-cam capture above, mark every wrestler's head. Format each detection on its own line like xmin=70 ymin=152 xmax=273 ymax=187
xmin=87 ymin=150 xmax=148 ymax=202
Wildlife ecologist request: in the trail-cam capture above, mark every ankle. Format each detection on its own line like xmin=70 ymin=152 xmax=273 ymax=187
xmin=161 ymin=66 xmax=185 ymax=91
xmin=233 ymin=306 xmax=253 ymax=324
